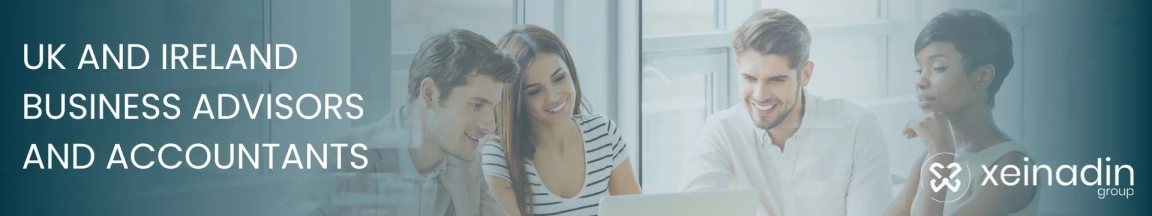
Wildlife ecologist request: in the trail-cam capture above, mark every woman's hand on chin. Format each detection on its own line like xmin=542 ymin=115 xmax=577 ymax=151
xmin=904 ymin=112 xmax=955 ymax=153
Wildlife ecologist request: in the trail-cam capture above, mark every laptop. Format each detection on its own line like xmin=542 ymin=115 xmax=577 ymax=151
xmin=598 ymin=189 xmax=761 ymax=216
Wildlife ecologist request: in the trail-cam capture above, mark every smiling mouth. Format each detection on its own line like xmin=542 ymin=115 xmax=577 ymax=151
xmin=751 ymin=103 xmax=776 ymax=111
xmin=546 ymin=99 xmax=567 ymax=114
xmin=465 ymin=132 xmax=483 ymax=144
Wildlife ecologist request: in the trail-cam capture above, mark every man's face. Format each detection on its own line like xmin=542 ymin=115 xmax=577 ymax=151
xmin=736 ymin=52 xmax=809 ymax=130
xmin=424 ymin=72 xmax=504 ymax=161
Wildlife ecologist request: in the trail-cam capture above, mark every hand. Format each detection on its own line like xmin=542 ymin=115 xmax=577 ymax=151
xmin=904 ymin=112 xmax=954 ymax=153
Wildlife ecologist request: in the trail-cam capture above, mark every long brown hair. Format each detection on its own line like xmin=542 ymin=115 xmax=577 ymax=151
xmin=495 ymin=24 xmax=591 ymax=214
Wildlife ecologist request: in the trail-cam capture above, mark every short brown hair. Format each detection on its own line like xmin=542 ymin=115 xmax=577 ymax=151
xmin=915 ymin=9 xmax=1013 ymax=108
xmin=732 ymin=9 xmax=811 ymax=69
xmin=407 ymin=28 xmax=519 ymax=103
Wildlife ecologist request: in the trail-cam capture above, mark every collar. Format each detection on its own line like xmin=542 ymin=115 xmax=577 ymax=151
xmin=398 ymin=145 xmax=449 ymax=180
xmin=758 ymin=91 xmax=821 ymax=144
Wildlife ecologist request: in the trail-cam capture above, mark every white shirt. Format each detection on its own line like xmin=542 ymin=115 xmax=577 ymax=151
xmin=679 ymin=92 xmax=893 ymax=216
xmin=396 ymin=147 xmax=451 ymax=216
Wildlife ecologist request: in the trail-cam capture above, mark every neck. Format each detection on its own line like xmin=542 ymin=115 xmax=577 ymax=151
xmin=405 ymin=102 xmax=445 ymax=175
xmin=532 ymin=117 xmax=578 ymax=152
xmin=767 ymin=93 xmax=805 ymax=145
xmin=946 ymin=103 xmax=1010 ymax=152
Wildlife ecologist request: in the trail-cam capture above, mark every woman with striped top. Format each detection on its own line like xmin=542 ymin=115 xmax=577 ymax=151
xmin=482 ymin=25 xmax=642 ymax=216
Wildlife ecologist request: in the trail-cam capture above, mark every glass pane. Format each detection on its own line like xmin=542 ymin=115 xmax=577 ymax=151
xmin=761 ymin=0 xmax=880 ymax=25
xmin=388 ymin=0 xmax=514 ymax=117
xmin=642 ymin=0 xmax=718 ymax=36
xmin=640 ymin=49 xmax=726 ymax=193
xmin=804 ymin=35 xmax=886 ymax=102
xmin=392 ymin=0 xmax=514 ymax=53
xmin=921 ymin=0 xmax=1024 ymax=20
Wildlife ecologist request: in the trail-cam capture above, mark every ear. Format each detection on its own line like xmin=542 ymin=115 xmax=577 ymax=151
xmin=975 ymin=64 xmax=996 ymax=90
xmin=419 ymin=77 xmax=440 ymax=108
xmin=800 ymin=61 xmax=814 ymax=87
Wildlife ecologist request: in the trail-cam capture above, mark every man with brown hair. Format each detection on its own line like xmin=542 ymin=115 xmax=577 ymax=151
xmin=679 ymin=9 xmax=892 ymax=215
xmin=320 ymin=27 xmax=518 ymax=216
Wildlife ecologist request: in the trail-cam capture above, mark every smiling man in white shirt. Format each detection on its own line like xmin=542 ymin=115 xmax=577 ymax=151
xmin=679 ymin=9 xmax=893 ymax=216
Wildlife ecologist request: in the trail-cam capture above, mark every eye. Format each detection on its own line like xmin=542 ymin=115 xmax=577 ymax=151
xmin=742 ymin=75 xmax=756 ymax=82
xmin=932 ymin=67 xmax=947 ymax=73
xmin=552 ymin=74 xmax=567 ymax=83
xmin=470 ymin=102 xmax=484 ymax=110
xmin=526 ymin=88 xmax=541 ymax=96
xmin=914 ymin=69 xmax=923 ymax=75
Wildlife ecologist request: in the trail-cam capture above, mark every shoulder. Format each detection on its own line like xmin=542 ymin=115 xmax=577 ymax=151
xmin=970 ymin=148 xmax=1037 ymax=214
xmin=480 ymin=139 xmax=512 ymax=179
xmin=481 ymin=139 xmax=508 ymax=156
xmin=575 ymin=114 xmax=617 ymax=135
xmin=480 ymin=140 xmax=510 ymax=166
xmin=575 ymin=114 xmax=612 ymax=127
xmin=701 ymin=105 xmax=750 ymax=131
xmin=988 ymin=142 xmax=1033 ymax=167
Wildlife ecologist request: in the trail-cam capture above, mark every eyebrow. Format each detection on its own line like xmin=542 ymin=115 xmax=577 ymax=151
xmin=739 ymin=73 xmax=790 ymax=80
xmin=928 ymin=54 xmax=950 ymax=59
xmin=551 ymin=68 xmax=563 ymax=77
xmin=472 ymin=97 xmax=492 ymax=104
xmin=523 ymin=67 xmax=565 ymax=90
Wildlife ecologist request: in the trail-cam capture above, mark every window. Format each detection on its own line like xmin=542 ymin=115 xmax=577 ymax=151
xmin=762 ymin=0 xmax=881 ymax=25
xmin=639 ymin=0 xmax=731 ymax=193
xmin=640 ymin=49 xmax=728 ymax=192
xmin=388 ymin=0 xmax=515 ymax=108
xmin=391 ymin=0 xmax=514 ymax=53
xmin=641 ymin=0 xmax=720 ymax=36
xmin=636 ymin=0 xmax=1033 ymax=194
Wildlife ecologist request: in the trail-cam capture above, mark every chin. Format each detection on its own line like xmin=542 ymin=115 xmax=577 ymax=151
xmin=456 ymin=153 xmax=478 ymax=162
xmin=752 ymin=120 xmax=776 ymax=130
xmin=554 ymin=112 xmax=574 ymax=121
xmin=533 ymin=112 xmax=569 ymax=125
xmin=746 ymin=111 xmax=781 ymax=129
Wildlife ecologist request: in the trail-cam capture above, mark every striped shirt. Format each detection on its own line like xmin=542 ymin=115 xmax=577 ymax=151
xmin=481 ymin=114 xmax=630 ymax=216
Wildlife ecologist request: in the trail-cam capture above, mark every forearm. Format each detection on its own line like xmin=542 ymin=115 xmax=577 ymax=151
xmin=485 ymin=177 xmax=523 ymax=216
xmin=910 ymin=152 xmax=954 ymax=216
xmin=885 ymin=153 xmax=926 ymax=216
xmin=887 ymin=173 xmax=921 ymax=216
xmin=679 ymin=151 xmax=733 ymax=192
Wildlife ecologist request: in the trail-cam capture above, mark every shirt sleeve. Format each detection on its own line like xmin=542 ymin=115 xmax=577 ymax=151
xmin=608 ymin=119 xmax=632 ymax=168
xmin=480 ymin=140 xmax=512 ymax=181
xmin=678 ymin=118 xmax=734 ymax=192
xmin=845 ymin=112 xmax=895 ymax=216
xmin=478 ymin=165 xmax=511 ymax=216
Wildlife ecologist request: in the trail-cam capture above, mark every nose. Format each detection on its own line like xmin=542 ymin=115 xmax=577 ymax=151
xmin=916 ymin=71 xmax=931 ymax=91
xmin=751 ymin=82 xmax=770 ymax=103
xmin=478 ymin=112 xmax=496 ymax=135
xmin=547 ymin=89 xmax=563 ymax=103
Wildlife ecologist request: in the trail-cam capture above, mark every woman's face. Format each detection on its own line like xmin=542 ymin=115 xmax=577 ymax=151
xmin=914 ymin=42 xmax=986 ymax=114
xmin=521 ymin=53 xmax=577 ymax=126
